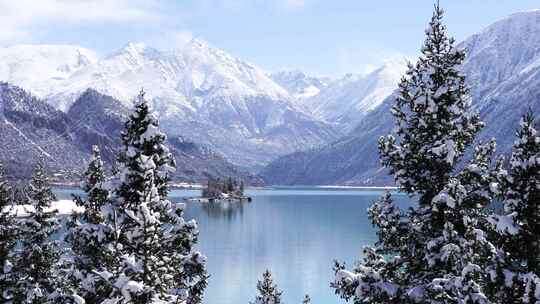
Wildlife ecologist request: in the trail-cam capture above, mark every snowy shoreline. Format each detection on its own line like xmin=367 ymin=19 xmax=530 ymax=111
xmin=1 ymin=185 xmax=400 ymax=217
xmin=49 ymin=183 xmax=398 ymax=191
xmin=50 ymin=181 xmax=205 ymax=190
xmin=6 ymin=200 xmax=83 ymax=217
xmin=315 ymin=185 xmax=398 ymax=190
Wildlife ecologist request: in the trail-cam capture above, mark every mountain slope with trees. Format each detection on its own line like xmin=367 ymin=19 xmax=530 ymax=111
xmin=0 ymin=41 xmax=341 ymax=168
xmin=261 ymin=9 xmax=540 ymax=186
xmin=331 ymin=5 xmax=540 ymax=303
xmin=0 ymin=84 xmax=258 ymax=183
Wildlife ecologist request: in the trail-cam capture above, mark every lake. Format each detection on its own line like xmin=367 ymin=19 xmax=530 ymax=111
xmin=54 ymin=186 xmax=412 ymax=304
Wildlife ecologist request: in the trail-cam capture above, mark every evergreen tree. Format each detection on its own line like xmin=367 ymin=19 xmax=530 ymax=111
xmin=65 ymin=146 xmax=116 ymax=304
xmin=240 ymin=181 xmax=245 ymax=194
xmin=487 ymin=110 xmax=540 ymax=303
xmin=103 ymin=90 xmax=208 ymax=304
xmin=0 ymin=163 xmax=17 ymax=303
xmin=13 ymin=161 xmax=63 ymax=304
xmin=332 ymin=3 xmax=494 ymax=303
xmin=227 ymin=177 xmax=234 ymax=193
xmin=251 ymin=270 xmax=282 ymax=304
xmin=380 ymin=3 xmax=482 ymax=205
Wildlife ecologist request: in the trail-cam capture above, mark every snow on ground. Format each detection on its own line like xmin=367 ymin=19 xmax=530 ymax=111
xmin=170 ymin=182 xmax=204 ymax=189
xmin=316 ymin=185 xmax=398 ymax=190
xmin=5 ymin=200 xmax=84 ymax=217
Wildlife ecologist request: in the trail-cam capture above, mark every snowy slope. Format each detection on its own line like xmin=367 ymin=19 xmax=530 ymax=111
xmin=47 ymin=40 xmax=291 ymax=111
xmin=0 ymin=40 xmax=340 ymax=168
xmin=270 ymin=70 xmax=330 ymax=100
xmin=305 ymin=58 xmax=409 ymax=131
xmin=0 ymin=82 xmax=106 ymax=179
xmin=459 ymin=9 xmax=540 ymax=152
xmin=261 ymin=10 xmax=540 ymax=185
xmin=68 ymin=89 xmax=261 ymax=183
xmin=8 ymin=200 xmax=84 ymax=217
xmin=461 ymin=9 xmax=540 ymax=105
xmin=0 ymin=83 xmax=260 ymax=182
xmin=0 ymin=45 xmax=97 ymax=98
xmin=271 ymin=60 xmax=408 ymax=132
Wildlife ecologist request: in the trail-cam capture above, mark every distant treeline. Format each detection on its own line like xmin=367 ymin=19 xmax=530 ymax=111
xmin=202 ymin=177 xmax=245 ymax=198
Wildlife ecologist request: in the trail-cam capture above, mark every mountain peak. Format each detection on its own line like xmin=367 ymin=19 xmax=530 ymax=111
xmin=473 ymin=9 xmax=540 ymax=40
xmin=507 ymin=9 xmax=540 ymax=18
xmin=111 ymin=42 xmax=160 ymax=60
xmin=78 ymin=87 xmax=104 ymax=99
xmin=270 ymin=70 xmax=329 ymax=100
xmin=124 ymin=41 xmax=147 ymax=50
xmin=369 ymin=57 xmax=409 ymax=80
xmin=177 ymin=37 xmax=236 ymax=64
xmin=185 ymin=38 xmax=210 ymax=49
xmin=380 ymin=56 xmax=410 ymax=68
xmin=460 ymin=8 xmax=540 ymax=101
xmin=272 ymin=70 xmax=307 ymax=78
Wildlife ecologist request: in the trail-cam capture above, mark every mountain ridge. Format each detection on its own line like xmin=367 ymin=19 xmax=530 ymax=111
xmin=305 ymin=58 xmax=408 ymax=132
xmin=0 ymin=39 xmax=340 ymax=168
xmin=0 ymin=83 xmax=261 ymax=183
xmin=261 ymin=10 xmax=540 ymax=185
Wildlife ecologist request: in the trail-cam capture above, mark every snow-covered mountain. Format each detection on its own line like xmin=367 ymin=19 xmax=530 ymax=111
xmin=0 ymin=82 xmax=111 ymax=180
xmin=271 ymin=60 xmax=409 ymax=132
xmin=461 ymin=10 xmax=540 ymax=105
xmin=460 ymin=10 xmax=540 ymax=155
xmin=0 ymin=45 xmax=98 ymax=98
xmin=270 ymin=70 xmax=330 ymax=100
xmin=46 ymin=40 xmax=291 ymax=111
xmin=305 ymin=58 xmax=409 ymax=132
xmin=0 ymin=40 xmax=340 ymax=168
xmin=69 ymin=89 xmax=261 ymax=183
xmin=261 ymin=10 xmax=540 ymax=185
xmin=0 ymin=83 xmax=259 ymax=182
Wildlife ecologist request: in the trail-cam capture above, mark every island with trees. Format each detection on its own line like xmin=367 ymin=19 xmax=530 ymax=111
xmin=199 ymin=177 xmax=251 ymax=202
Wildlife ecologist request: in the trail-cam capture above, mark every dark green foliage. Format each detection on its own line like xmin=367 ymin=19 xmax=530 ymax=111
xmin=332 ymin=4 xmax=494 ymax=303
xmin=117 ymin=90 xmax=173 ymax=201
xmin=104 ymin=90 xmax=208 ymax=303
xmin=64 ymin=146 xmax=115 ymax=304
xmin=13 ymin=161 xmax=62 ymax=304
xmin=379 ymin=3 xmax=483 ymax=205
xmin=487 ymin=110 xmax=540 ymax=303
xmin=0 ymin=163 xmax=17 ymax=303
xmin=251 ymin=270 xmax=282 ymax=304
xmin=202 ymin=177 xmax=245 ymax=199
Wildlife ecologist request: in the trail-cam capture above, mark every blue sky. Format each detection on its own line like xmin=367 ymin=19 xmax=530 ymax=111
xmin=2 ymin=0 xmax=539 ymax=76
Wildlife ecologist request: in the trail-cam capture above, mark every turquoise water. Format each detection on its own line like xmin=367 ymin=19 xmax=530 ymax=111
xmin=54 ymin=187 xmax=412 ymax=304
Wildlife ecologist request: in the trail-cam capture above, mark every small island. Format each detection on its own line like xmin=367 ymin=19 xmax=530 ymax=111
xmin=191 ymin=177 xmax=252 ymax=203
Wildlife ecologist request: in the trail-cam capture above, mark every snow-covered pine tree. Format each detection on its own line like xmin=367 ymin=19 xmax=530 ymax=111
xmin=0 ymin=163 xmax=17 ymax=302
xmin=251 ymin=270 xmax=282 ymax=304
xmin=65 ymin=145 xmax=116 ymax=304
xmin=13 ymin=161 xmax=63 ymax=303
xmin=487 ymin=110 xmax=540 ymax=303
xmin=104 ymin=90 xmax=207 ymax=304
xmin=380 ymin=3 xmax=483 ymax=205
xmin=302 ymin=294 xmax=311 ymax=304
xmin=332 ymin=3 xmax=495 ymax=303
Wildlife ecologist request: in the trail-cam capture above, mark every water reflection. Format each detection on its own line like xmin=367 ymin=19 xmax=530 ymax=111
xmin=201 ymin=201 xmax=246 ymax=221
xmin=176 ymin=188 xmax=412 ymax=304
xmin=52 ymin=187 xmax=413 ymax=304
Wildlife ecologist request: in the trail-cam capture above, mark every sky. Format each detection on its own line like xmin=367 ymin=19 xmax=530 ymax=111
xmin=1 ymin=0 xmax=539 ymax=77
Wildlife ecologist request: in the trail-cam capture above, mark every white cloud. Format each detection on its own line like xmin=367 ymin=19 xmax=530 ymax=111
xmin=0 ymin=0 xmax=162 ymax=44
